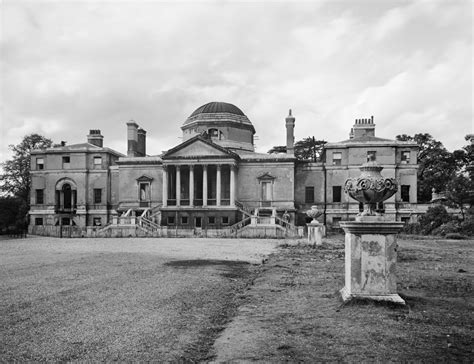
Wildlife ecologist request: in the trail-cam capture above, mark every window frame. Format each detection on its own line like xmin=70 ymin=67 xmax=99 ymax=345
xmin=367 ymin=151 xmax=376 ymax=162
xmin=36 ymin=158 xmax=44 ymax=170
xmin=332 ymin=186 xmax=342 ymax=203
xmin=93 ymin=188 xmax=102 ymax=204
xmin=36 ymin=189 xmax=44 ymax=205
xmin=401 ymin=151 xmax=410 ymax=164
xmin=62 ymin=156 xmax=71 ymax=169
xmin=35 ymin=217 xmax=43 ymax=226
xmin=401 ymin=185 xmax=410 ymax=202
xmin=332 ymin=152 xmax=342 ymax=166
xmin=305 ymin=186 xmax=315 ymax=204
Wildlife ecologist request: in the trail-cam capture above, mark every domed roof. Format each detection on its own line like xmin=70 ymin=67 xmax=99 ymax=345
xmin=189 ymin=102 xmax=245 ymax=118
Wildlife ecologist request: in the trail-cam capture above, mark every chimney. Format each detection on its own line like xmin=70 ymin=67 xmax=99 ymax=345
xmin=286 ymin=109 xmax=295 ymax=155
xmin=127 ymin=121 xmax=139 ymax=157
xmin=87 ymin=129 xmax=103 ymax=147
xmin=352 ymin=115 xmax=375 ymax=138
xmin=137 ymin=128 xmax=147 ymax=157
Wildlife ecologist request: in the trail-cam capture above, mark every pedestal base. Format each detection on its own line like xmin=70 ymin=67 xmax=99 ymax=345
xmin=307 ymin=222 xmax=323 ymax=246
xmin=339 ymin=286 xmax=405 ymax=305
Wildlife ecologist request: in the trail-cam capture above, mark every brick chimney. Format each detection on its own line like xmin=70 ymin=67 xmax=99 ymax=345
xmin=87 ymin=129 xmax=103 ymax=147
xmin=127 ymin=121 xmax=139 ymax=157
xmin=286 ymin=109 xmax=295 ymax=155
xmin=351 ymin=116 xmax=375 ymax=139
xmin=137 ymin=128 xmax=147 ymax=157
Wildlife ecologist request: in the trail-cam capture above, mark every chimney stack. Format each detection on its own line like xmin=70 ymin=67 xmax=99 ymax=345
xmin=286 ymin=109 xmax=295 ymax=156
xmin=87 ymin=129 xmax=103 ymax=147
xmin=127 ymin=121 xmax=139 ymax=157
xmin=137 ymin=128 xmax=147 ymax=157
xmin=352 ymin=116 xmax=375 ymax=138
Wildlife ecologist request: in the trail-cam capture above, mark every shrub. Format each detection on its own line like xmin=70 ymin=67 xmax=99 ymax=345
xmin=419 ymin=205 xmax=451 ymax=234
xmin=431 ymin=220 xmax=461 ymax=236
xmin=444 ymin=233 xmax=466 ymax=240
xmin=459 ymin=216 xmax=474 ymax=236
xmin=401 ymin=222 xmax=422 ymax=235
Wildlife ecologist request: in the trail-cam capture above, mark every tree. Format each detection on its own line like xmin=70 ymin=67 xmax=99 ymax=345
xmin=0 ymin=134 xmax=53 ymax=218
xmin=0 ymin=196 xmax=23 ymax=232
xmin=445 ymin=175 xmax=474 ymax=220
xmin=268 ymin=137 xmax=327 ymax=162
xmin=396 ymin=133 xmax=457 ymax=203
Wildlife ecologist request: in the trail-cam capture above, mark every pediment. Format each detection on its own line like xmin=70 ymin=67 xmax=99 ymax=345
xmin=163 ymin=137 xmax=237 ymax=160
xmin=136 ymin=175 xmax=154 ymax=182
xmin=257 ymin=172 xmax=276 ymax=181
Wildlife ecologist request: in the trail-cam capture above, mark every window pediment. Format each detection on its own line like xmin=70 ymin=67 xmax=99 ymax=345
xmin=257 ymin=172 xmax=276 ymax=181
xmin=136 ymin=175 xmax=154 ymax=182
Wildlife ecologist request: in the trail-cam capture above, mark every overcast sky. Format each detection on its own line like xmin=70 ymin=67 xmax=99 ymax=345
xmin=1 ymin=0 xmax=472 ymax=162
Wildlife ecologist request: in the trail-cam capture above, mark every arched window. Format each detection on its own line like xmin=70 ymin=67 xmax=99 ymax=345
xmin=55 ymin=178 xmax=77 ymax=212
xmin=208 ymin=128 xmax=223 ymax=140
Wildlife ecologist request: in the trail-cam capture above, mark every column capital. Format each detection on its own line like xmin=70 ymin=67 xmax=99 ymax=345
xmin=189 ymin=164 xmax=194 ymax=171
xmin=202 ymin=164 xmax=208 ymax=170
xmin=175 ymin=165 xmax=181 ymax=171
xmin=216 ymin=164 xmax=222 ymax=171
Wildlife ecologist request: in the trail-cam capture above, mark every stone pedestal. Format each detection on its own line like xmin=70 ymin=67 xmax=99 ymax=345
xmin=307 ymin=221 xmax=323 ymax=246
xmin=339 ymin=218 xmax=405 ymax=304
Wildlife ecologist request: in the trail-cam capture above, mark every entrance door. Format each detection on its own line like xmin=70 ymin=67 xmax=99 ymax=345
xmin=195 ymin=217 xmax=202 ymax=228
xmin=261 ymin=181 xmax=272 ymax=207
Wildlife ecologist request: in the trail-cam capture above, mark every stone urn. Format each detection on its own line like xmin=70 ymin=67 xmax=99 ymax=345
xmin=344 ymin=161 xmax=397 ymax=216
xmin=306 ymin=205 xmax=322 ymax=223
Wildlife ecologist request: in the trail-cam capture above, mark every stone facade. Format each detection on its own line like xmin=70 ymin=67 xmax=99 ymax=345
xmin=29 ymin=102 xmax=419 ymax=237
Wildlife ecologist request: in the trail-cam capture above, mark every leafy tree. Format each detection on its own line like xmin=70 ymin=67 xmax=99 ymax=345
xmin=419 ymin=205 xmax=451 ymax=234
xmin=0 ymin=196 xmax=23 ymax=231
xmin=0 ymin=134 xmax=53 ymax=216
xmin=396 ymin=133 xmax=457 ymax=203
xmin=445 ymin=175 xmax=474 ymax=220
xmin=268 ymin=137 xmax=327 ymax=162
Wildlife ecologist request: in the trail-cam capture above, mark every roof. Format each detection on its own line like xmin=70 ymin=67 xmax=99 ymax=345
xmin=189 ymin=102 xmax=245 ymax=117
xmin=326 ymin=135 xmax=418 ymax=148
xmin=31 ymin=142 xmax=125 ymax=157
xmin=235 ymin=150 xmax=295 ymax=162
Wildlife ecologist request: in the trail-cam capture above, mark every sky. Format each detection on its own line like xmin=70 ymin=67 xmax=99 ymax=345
xmin=1 ymin=0 xmax=472 ymax=163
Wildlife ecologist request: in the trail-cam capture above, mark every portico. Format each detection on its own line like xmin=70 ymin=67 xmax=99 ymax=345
xmin=162 ymin=163 xmax=236 ymax=208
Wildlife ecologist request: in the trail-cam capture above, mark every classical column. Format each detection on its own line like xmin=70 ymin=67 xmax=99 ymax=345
xmin=230 ymin=164 xmax=236 ymax=207
xmin=189 ymin=165 xmax=194 ymax=207
xmin=176 ymin=165 xmax=181 ymax=206
xmin=162 ymin=165 xmax=168 ymax=207
xmin=203 ymin=165 xmax=208 ymax=207
xmin=216 ymin=164 xmax=221 ymax=207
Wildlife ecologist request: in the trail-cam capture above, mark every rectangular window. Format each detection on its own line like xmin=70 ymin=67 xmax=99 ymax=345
xmin=401 ymin=185 xmax=410 ymax=202
xmin=401 ymin=151 xmax=410 ymax=164
xmin=332 ymin=186 xmax=342 ymax=203
xmin=208 ymin=216 xmax=215 ymax=225
xmin=93 ymin=189 xmax=102 ymax=204
xmin=62 ymin=156 xmax=70 ymax=169
xmin=35 ymin=217 xmax=43 ymax=226
xmin=332 ymin=152 xmax=342 ymax=166
xmin=93 ymin=156 xmax=102 ymax=166
xmin=36 ymin=189 xmax=44 ymax=204
xmin=332 ymin=217 xmax=342 ymax=226
xmin=222 ymin=216 xmax=229 ymax=225
xmin=181 ymin=216 xmax=188 ymax=224
xmin=305 ymin=186 xmax=315 ymax=203
xmin=401 ymin=217 xmax=410 ymax=225
xmin=367 ymin=151 xmax=376 ymax=162
xmin=93 ymin=217 xmax=102 ymax=226
xmin=36 ymin=158 xmax=44 ymax=170
xmin=167 ymin=216 xmax=175 ymax=225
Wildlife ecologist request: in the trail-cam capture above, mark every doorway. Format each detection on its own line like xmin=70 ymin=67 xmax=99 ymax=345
xmin=195 ymin=217 xmax=202 ymax=228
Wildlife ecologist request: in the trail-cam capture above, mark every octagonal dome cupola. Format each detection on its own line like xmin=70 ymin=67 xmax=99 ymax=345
xmin=181 ymin=101 xmax=256 ymax=152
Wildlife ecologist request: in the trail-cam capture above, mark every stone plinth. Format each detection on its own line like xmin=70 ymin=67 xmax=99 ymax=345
xmin=339 ymin=219 xmax=405 ymax=304
xmin=307 ymin=222 xmax=324 ymax=246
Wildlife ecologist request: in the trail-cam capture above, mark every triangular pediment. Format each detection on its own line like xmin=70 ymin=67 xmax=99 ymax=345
xmin=163 ymin=136 xmax=238 ymax=160
xmin=257 ymin=172 xmax=276 ymax=181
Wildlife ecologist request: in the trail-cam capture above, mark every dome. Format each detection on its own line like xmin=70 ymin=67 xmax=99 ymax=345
xmin=189 ymin=102 xmax=245 ymax=118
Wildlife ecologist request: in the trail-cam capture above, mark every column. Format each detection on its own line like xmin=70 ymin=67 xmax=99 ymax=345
xmin=230 ymin=164 xmax=236 ymax=207
xmin=189 ymin=165 xmax=194 ymax=207
xmin=162 ymin=165 xmax=168 ymax=207
xmin=176 ymin=165 xmax=181 ymax=206
xmin=203 ymin=165 xmax=208 ymax=207
xmin=216 ymin=164 xmax=221 ymax=207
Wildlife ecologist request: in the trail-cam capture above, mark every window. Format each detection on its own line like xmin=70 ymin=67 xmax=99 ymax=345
xmin=208 ymin=128 xmax=219 ymax=138
xmin=36 ymin=189 xmax=44 ymax=204
xmin=93 ymin=189 xmax=102 ymax=204
xmin=401 ymin=151 xmax=410 ymax=164
xmin=305 ymin=186 xmax=315 ymax=203
xmin=401 ymin=217 xmax=410 ymax=225
xmin=261 ymin=181 xmax=272 ymax=201
xmin=62 ymin=156 xmax=70 ymax=169
xmin=359 ymin=202 xmax=364 ymax=212
xmin=181 ymin=216 xmax=188 ymax=224
xmin=93 ymin=156 xmax=102 ymax=166
xmin=167 ymin=216 xmax=175 ymax=225
xmin=36 ymin=158 xmax=44 ymax=170
xmin=332 ymin=217 xmax=342 ymax=226
xmin=332 ymin=186 xmax=342 ymax=203
xmin=401 ymin=185 xmax=410 ymax=202
xmin=222 ymin=216 xmax=229 ymax=225
xmin=367 ymin=151 xmax=376 ymax=162
xmin=61 ymin=217 xmax=71 ymax=226
xmin=35 ymin=217 xmax=43 ymax=226
xmin=208 ymin=216 xmax=215 ymax=225
xmin=377 ymin=202 xmax=385 ymax=212
xmin=93 ymin=217 xmax=102 ymax=226
xmin=332 ymin=152 xmax=342 ymax=166
xmin=139 ymin=183 xmax=150 ymax=201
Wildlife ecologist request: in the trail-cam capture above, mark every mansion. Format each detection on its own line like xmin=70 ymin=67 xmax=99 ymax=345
xmin=29 ymin=102 xmax=419 ymax=237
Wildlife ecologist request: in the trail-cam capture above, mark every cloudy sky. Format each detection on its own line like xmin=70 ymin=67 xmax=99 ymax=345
xmin=1 ymin=0 xmax=472 ymax=162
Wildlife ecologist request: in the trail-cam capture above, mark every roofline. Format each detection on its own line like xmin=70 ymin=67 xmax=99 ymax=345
xmin=31 ymin=143 xmax=125 ymax=157
xmin=162 ymin=135 xmax=241 ymax=161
